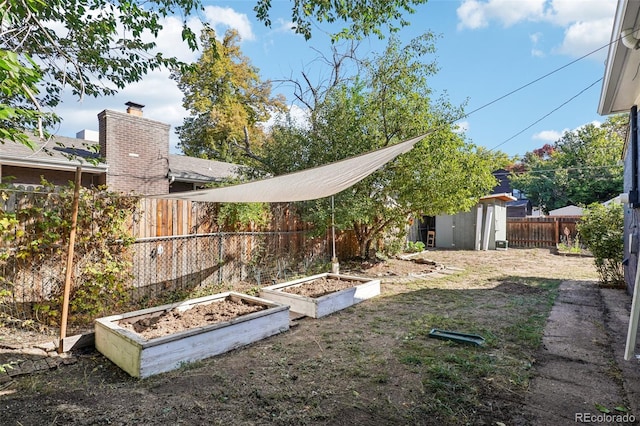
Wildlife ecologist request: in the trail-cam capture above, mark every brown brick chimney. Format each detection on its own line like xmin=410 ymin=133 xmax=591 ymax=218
xmin=98 ymin=102 xmax=170 ymax=195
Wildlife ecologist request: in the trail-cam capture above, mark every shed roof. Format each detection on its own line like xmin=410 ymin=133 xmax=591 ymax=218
xmin=479 ymin=193 xmax=517 ymax=203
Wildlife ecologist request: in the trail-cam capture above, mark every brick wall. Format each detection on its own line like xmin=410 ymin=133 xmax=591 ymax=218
xmin=98 ymin=109 xmax=170 ymax=195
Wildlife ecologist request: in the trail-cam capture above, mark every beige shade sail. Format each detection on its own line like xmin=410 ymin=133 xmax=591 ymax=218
xmin=153 ymin=134 xmax=427 ymax=202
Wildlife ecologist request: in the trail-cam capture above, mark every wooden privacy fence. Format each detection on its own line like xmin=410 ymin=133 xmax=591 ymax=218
xmin=131 ymin=198 xmax=308 ymax=237
xmin=506 ymin=216 xmax=582 ymax=248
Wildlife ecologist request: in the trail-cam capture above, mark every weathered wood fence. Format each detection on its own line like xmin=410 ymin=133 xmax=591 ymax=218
xmin=506 ymin=216 xmax=582 ymax=248
xmin=130 ymin=198 xmax=358 ymax=259
xmin=131 ymin=199 xmax=307 ymax=237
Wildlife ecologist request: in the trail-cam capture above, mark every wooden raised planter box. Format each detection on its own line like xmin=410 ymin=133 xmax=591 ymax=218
xmin=94 ymin=292 xmax=289 ymax=378
xmin=259 ymin=273 xmax=381 ymax=318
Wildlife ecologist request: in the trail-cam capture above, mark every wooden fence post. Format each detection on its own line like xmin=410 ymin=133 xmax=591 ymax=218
xmin=59 ymin=166 xmax=81 ymax=353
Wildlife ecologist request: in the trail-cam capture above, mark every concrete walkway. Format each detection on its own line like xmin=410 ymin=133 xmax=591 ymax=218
xmin=524 ymin=280 xmax=640 ymax=425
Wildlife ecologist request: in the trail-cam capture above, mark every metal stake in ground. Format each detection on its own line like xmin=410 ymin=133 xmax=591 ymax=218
xmin=331 ymin=196 xmax=339 ymax=274
xmin=59 ymin=166 xmax=82 ymax=354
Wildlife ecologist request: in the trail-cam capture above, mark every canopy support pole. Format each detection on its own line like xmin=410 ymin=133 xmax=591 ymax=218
xmin=331 ymin=196 xmax=339 ymax=274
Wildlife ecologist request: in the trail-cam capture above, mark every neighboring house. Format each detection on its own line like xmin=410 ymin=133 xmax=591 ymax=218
xmin=491 ymin=168 xmax=532 ymax=217
xmin=491 ymin=168 xmax=512 ymax=194
xmin=0 ymin=102 xmax=239 ymax=195
xmin=598 ymin=0 xmax=640 ymax=293
xmin=408 ymin=193 xmax=516 ymax=250
xmin=547 ymin=205 xmax=584 ymax=217
xmin=506 ymin=199 xmax=532 ymax=218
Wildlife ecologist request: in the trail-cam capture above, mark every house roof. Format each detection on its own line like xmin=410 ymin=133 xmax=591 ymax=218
xmin=599 ymin=0 xmax=640 ymax=115
xmin=1 ymin=132 xmax=241 ymax=183
xmin=548 ymin=205 xmax=584 ymax=216
xmin=507 ymin=199 xmax=531 ymax=208
xmin=167 ymin=154 xmax=240 ymax=183
xmin=0 ymin=133 xmax=107 ymax=173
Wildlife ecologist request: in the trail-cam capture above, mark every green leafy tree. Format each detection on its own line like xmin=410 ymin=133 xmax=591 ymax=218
xmin=2 ymin=0 xmax=427 ymax=150
xmin=263 ymin=35 xmax=502 ymax=258
xmin=577 ymin=202 xmax=624 ymax=287
xmin=1 ymin=0 xmax=201 ymax=147
xmin=254 ymin=0 xmax=428 ymax=41
xmin=510 ymin=115 xmax=626 ymax=213
xmin=174 ymin=28 xmax=286 ymax=165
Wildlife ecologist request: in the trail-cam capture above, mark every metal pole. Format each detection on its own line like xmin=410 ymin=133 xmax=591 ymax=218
xmin=331 ymin=196 xmax=336 ymax=259
xmin=59 ymin=166 xmax=81 ymax=353
xmin=331 ymin=196 xmax=339 ymax=274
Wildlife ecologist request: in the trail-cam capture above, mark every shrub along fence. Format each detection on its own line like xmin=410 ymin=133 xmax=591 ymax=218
xmin=506 ymin=216 xmax=582 ymax=248
xmin=0 ymin=188 xmax=358 ymax=328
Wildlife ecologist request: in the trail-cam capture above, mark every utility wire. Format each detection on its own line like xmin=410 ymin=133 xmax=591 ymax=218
xmin=456 ymin=42 xmax=611 ymax=122
xmin=443 ymin=36 xmax=619 ymax=154
xmin=496 ymin=164 xmax=623 ymax=176
xmin=489 ymin=77 xmax=604 ymax=151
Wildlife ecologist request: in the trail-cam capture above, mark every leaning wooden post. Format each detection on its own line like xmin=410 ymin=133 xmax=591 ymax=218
xmin=59 ymin=166 xmax=82 ymax=354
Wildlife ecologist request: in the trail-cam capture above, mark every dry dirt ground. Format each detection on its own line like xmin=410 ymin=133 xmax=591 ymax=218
xmin=0 ymin=248 xmax=616 ymax=425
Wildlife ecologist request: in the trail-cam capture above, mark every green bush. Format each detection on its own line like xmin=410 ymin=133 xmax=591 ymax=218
xmin=577 ymin=203 xmax=624 ymax=287
xmin=406 ymin=240 xmax=426 ymax=253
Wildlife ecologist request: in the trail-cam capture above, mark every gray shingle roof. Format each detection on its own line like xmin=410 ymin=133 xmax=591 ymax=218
xmin=0 ymin=133 xmax=107 ymax=171
xmin=168 ymin=154 xmax=239 ymax=183
xmin=2 ymin=133 xmax=241 ymax=182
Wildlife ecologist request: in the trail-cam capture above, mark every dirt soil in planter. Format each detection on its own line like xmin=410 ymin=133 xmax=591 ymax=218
xmin=281 ymin=277 xmax=362 ymax=298
xmin=119 ymin=298 xmax=267 ymax=340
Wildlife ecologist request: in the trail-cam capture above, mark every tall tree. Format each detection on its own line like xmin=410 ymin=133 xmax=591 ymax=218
xmin=510 ymin=115 xmax=627 ymax=213
xmin=263 ymin=35 xmax=502 ymax=258
xmin=2 ymin=0 xmax=427 ymax=149
xmin=1 ymin=0 xmax=201 ymax=147
xmin=254 ymin=0 xmax=428 ymax=41
xmin=174 ymin=28 xmax=285 ymax=165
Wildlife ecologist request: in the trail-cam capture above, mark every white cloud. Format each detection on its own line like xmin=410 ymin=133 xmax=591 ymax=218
xmin=454 ymin=121 xmax=469 ymax=133
xmin=530 ymin=32 xmax=542 ymax=44
xmin=532 ymin=120 xmax=602 ymax=143
xmin=203 ymin=6 xmax=255 ymax=41
xmin=530 ymin=32 xmax=545 ymax=57
xmin=457 ymin=0 xmax=617 ymax=59
xmin=533 ymin=129 xmax=565 ymax=141
xmin=273 ymin=18 xmax=296 ymax=34
xmin=544 ymin=0 xmax=615 ymax=26
xmin=457 ymin=0 xmax=545 ymax=30
xmin=153 ymin=16 xmax=203 ymax=63
xmin=531 ymin=48 xmax=545 ymax=57
xmin=263 ymin=104 xmax=311 ymax=131
xmin=553 ymin=18 xmax=614 ymax=58
xmin=456 ymin=0 xmax=489 ymax=29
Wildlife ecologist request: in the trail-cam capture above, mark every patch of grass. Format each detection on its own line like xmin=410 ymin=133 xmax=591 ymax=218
xmin=394 ymin=276 xmax=562 ymax=423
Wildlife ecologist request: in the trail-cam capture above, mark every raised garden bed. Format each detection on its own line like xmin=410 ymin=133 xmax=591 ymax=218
xmin=259 ymin=273 xmax=381 ymax=318
xmin=94 ymin=292 xmax=289 ymax=378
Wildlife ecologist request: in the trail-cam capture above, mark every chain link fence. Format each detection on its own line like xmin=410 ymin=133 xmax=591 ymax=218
xmin=129 ymin=231 xmax=331 ymax=302
xmin=0 ymin=186 xmax=345 ymax=328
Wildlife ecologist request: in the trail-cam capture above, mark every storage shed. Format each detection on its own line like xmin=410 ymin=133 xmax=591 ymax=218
xmin=434 ymin=193 xmax=516 ymax=250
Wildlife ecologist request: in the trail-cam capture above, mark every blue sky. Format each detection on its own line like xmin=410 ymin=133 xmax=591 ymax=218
xmin=56 ymin=0 xmax=618 ymax=159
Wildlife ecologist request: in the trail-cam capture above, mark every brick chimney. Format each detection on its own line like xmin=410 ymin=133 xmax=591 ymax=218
xmin=98 ymin=102 xmax=170 ymax=195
